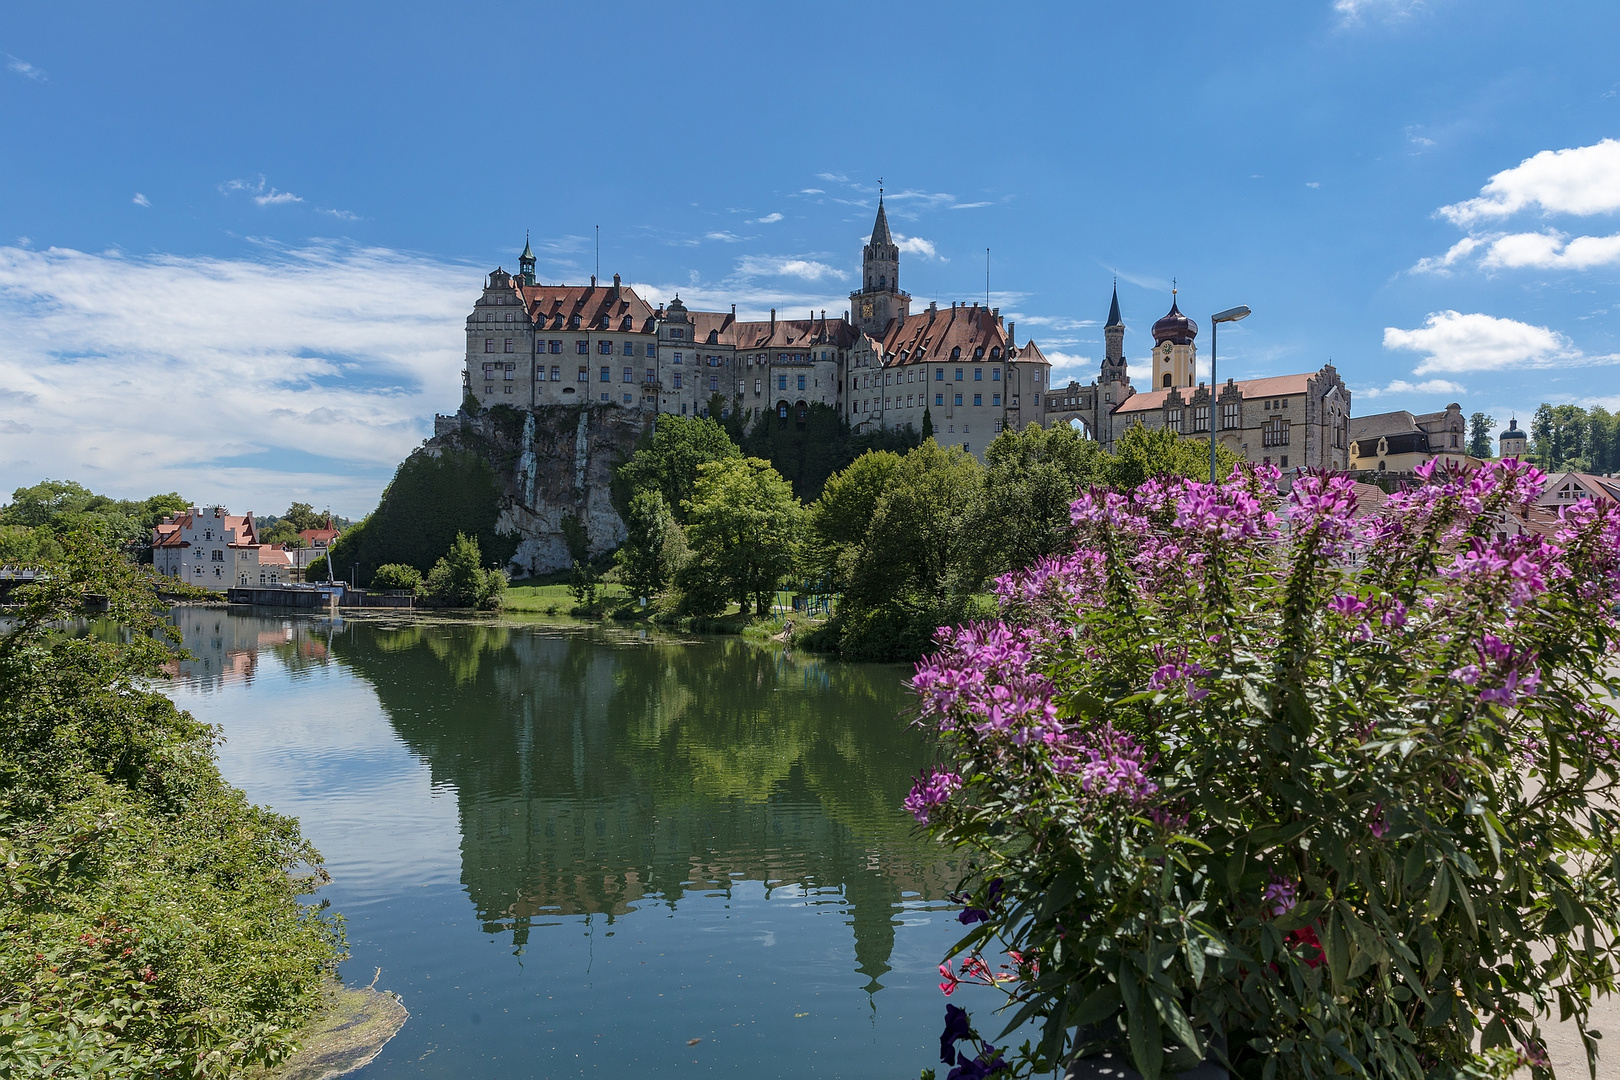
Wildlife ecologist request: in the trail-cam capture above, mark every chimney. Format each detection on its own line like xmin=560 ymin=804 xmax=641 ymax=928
xmin=770 ymin=308 xmax=776 ymax=332
xmin=613 ymin=272 xmax=621 ymax=294
xmin=1008 ymin=321 xmax=1015 ymax=344
xmin=731 ymin=304 xmax=736 ymax=318
xmin=590 ymin=275 xmax=596 ymax=288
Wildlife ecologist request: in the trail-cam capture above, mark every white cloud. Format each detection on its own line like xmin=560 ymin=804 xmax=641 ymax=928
xmin=798 ymin=188 xmax=824 ymax=196
xmin=320 ymin=208 xmax=360 ymax=222
xmin=894 ymin=234 xmax=939 ymax=260
xmin=220 ymin=176 xmax=304 ymax=207
xmin=1479 ymin=229 xmax=1620 ymax=270
xmin=1359 ymin=378 xmax=1466 ymax=399
xmin=1382 ymin=310 xmax=1589 ymax=374
xmin=132 ymin=193 xmax=151 ymax=208
xmin=749 ymin=212 xmax=783 ymax=225
xmin=1409 ymin=236 xmax=1482 ymax=274
xmin=6 ymin=55 xmax=46 ymax=81
xmin=1041 ymin=351 xmax=1097 ymax=388
xmin=704 ymin=231 xmax=743 ymax=243
xmin=1306 ymin=181 xmax=1321 ymax=188
xmin=735 ymin=255 xmax=848 ymax=282
xmin=1440 ymin=139 xmax=1620 ymax=226
xmin=0 ymin=242 xmax=475 ymax=516
xmin=949 ymin=201 xmax=993 ymax=210
xmin=815 ymin=172 xmax=848 ymax=183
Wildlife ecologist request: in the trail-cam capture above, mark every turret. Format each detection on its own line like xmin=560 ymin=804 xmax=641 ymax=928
xmin=1101 ymin=282 xmax=1128 ymax=385
xmin=519 ymin=233 xmax=536 ymax=286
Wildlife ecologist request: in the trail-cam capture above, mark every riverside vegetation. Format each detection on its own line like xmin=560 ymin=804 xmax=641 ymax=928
xmin=907 ymin=460 xmax=1620 ymax=1080
xmin=0 ymin=536 xmax=345 ymax=1077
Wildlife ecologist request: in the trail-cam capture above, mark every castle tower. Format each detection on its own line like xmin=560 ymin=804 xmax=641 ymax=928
xmin=849 ymin=192 xmax=911 ymax=336
xmin=1100 ymin=282 xmax=1128 ymax=386
xmin=519 ymin=233 xmax=536 ymax=287
xmin=1150 ymin=288 xmax=1198 ymax=389
xmin=1498 ymin=416 xmax=1527 ymax=459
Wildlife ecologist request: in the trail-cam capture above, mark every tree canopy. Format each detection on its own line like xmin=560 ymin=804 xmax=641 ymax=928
xmin=681 ymin=457 xmax=803 ymax=617
xmin=0 ymin=480 xmax=188 ymax=565
xmin=1529 ymin=402 xmax=1620 ymax=474
xmin=614 ymin=415 xmax=742 ymax=524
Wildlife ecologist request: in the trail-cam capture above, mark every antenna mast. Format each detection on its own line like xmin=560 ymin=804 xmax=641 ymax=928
xmin=595 ymin=225 xmax=600 ymax=282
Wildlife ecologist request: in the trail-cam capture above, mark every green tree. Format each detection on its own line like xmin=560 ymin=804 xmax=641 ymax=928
xmin=682 ymin=457 xmax=803 ymax=616
xmin=420 ymin=532 xmax=505 ymax=609
xmin=1 ymin=482 xmax=189 ymax=559
xmin=743 ymin=403 xmax=920 ymax=503
xmin=969 ymin=420 xmax=1108 ymax=577
xmin=1530 ymin=402 xmax=1593 ymax=472
xmin=806 ymin=450 xmax=904 ymax=586
xmin=260 ymin=519 xmax=308 ymax=547
xmin=1101 ymin=421 xmax=1239 ymax=489
xmin=921 ymin=406 xmax=934 ymax=440
xmin=0 ymin=535 xmax=345 ymax=1074
xmin=614 ymin=490 xmax=682 ymax=600
xmin=371 ymin=563 xmax=423 ymax=591
xmin=614 ymin=415 xmax=741 ymax=524
xmin=1468 ymin=411 xmax=1496 ymax=459
xmin=321 ymin=448 xmax=516 ymax=586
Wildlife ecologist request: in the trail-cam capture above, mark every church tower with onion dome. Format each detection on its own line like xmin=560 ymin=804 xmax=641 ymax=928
xmin=1150 ymin=287 xmax=1199 ymax=390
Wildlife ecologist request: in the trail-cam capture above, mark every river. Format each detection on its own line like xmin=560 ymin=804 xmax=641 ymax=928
xmin=161 ymin=607 xmax=987 ymax=1078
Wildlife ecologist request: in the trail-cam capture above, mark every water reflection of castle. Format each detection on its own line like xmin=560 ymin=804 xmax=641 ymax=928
xmin=330 ymin=622 xmax=955 ymax=992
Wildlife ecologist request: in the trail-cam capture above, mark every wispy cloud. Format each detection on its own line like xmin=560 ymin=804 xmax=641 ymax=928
xmin=1440 ymin=139 xmax=1620 ymax=225
xmin=1334 ymin=0 xmax=1426 ymax=25
xmin=220 ymin=176 xmax=304 ymax=207
xmin=798 ymin=188 xmax=825 ymax=196
xmin=749 ymin=212 xmax=783 ymax=225
xmin=949 ymin=201 xmax=993 ymax=210
xmin=320 ymin=207 xmax=360 ymax=222
xmin=132 ymin=193 xmax=151 ymax=208
xmin=1306 ymin=181 xmax=1321 ymax=189
xmin=705 ymin=231 xmax=744 ymax=243
xmin=1381 ymin=310 xmax=1615 ymax=375
xmin=1359 ymin=378 xmax=1466 ymax=399
xmin=735 ymin=255 xmax=848 ymax=282
xmin=6 ymin=55 xmax=46 ymax=81
xmin=815 ymin=172 xmax=849 ymax=183
xmin=0 ymin=241 xmax=475 ymax=516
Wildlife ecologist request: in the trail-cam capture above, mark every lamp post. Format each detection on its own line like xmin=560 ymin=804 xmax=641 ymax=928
xmin=1209 ymin=305 xmax=1252 ymax=482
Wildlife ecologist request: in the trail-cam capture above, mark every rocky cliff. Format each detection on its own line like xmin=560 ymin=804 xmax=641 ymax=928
xmin=429 ymin=405 xmax=647 ymax=576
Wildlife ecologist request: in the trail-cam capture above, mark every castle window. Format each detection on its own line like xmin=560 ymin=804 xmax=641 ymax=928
xmin=670 ymin=329 xmax=684 ymax=339
xmin=779 ymin=375 xmax=787 ymax=391
xmin=992 ymin=368 xmax=1000 ymax=381
xmin=974 ymin=368 xmax=982 ymax=381
xmin=974 ymin=394 xmax=982 ymax=406
xmin=1163 ymin=373 xmax=1172 ymax=387
xmin=550 ymin=341 xmax=562 ymax=353
xmin=975 ymin=347 xmax=984 ymax=358
xmin=646 ymin=369 xmax=656 ymax=383
xmin=954 ymin=393 xmax=963 ymax=407
xmin=673 ymin=353 xmax=683 ymax=364
xmin=1193 ymin=406 xmax=1210 ymax=432
xmin=599 ymin=340 xmax=613 ymax=354
xmin=952 ymin=347 xmax=961 ymax=359
xmin=504 ymin=385 xmax=514 ymax=393
xmin=600 ymin=366 xmax=610 ymax=382
xmin=623 ymin=342 xmax=634 ymax=356
xmin=551 ymin=366 xmax=560 ymax=381
xmin=955 ymin=368 xmax=963 ymax=381
xmin=673 ymin=373 xmax=683 ymax=389
xmin=624 ymin=367 xmax=634 ymax=383
xmin=484 ymin=338 xmax=494 ymax=353
xmin=504 ymin=365 xmax=514 ymax=379
xmin=936 ymin=393 xmax=944 ymax=406
xmin=1168 ymin=408 xmax=1183 ymax=426
xmin=624 ymin=393 xmax=633 ymax=404
xmin=576 ymin=340 xmax=589 ymax=354
xmin=504 ymin=339 xmax=514 ymax=353
xmin=936 ymin=369 xmax=944 ymax=381
xmin=646 ymin=344 xmax=656 ymax=357
xmin=711 ymin=375 xmax=720 ymax=392
xmin=1222 ymin=403 xmax=1241 ymax=430
xmin=797 ymin=374 xmax=806 ymax=391
xmin=992 ymin=394 xmax=1001 ymax=406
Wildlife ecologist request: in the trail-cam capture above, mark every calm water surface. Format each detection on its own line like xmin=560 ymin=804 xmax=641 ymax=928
xmin=161 ymin=609 xmax=988 ymax=1078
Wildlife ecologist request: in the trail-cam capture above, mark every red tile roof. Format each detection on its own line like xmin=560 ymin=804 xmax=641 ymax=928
xmin=517 ymin=281 xmax=657 ymax=333
xmin=1115 ymin=373 xmax=1315 ymax=414
xmin=881 ymin=304 xmax=1012 ymax=367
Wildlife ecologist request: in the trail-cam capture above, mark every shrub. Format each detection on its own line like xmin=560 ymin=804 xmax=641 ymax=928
xmin=371 ymin=563 xmax=423 ymax=591
xmin=911 ymin=461 xmax=1620 ymax=1080
xmin=419 ymin=533 xmax=505 ymax=609
xmin=0 ymin=535 xmax=344 ymax=1076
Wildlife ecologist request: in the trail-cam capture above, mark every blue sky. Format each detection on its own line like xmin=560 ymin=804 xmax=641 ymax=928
xmin=2 ymin=0 xmax=1617 ymax=516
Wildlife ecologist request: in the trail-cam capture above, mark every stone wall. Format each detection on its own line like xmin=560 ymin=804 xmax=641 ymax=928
xmin=428 ymin=405 xmax=647 ymax=577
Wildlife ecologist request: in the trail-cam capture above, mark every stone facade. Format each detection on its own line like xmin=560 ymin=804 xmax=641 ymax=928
xmin=152 ymin=506 xmax=269 ymax=590
xmin=461 ymin=199 xmax=1051 ymax=461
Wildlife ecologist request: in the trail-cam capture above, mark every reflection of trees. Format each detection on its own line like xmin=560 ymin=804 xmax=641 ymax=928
xmin=328 ymin=622 xmax=957 ymax=993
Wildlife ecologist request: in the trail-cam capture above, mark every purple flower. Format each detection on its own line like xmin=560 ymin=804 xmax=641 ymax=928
xmin=940 ymin=1004 xmax=973 ymax=1064
xmin=1263 ymin=877 xmax=1299 ymax=916
xmin=905 ymin=769 xmax=962 ymax=822
xmin=948 ymin=1045 xmax=1008 ymax=1080
xmin=1073 ymin=726 xmax=1159 ymax=803
xmin=1326 ymin=594 xmax=1367 ymax=617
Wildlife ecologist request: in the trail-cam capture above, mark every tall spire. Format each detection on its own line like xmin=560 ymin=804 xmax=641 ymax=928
xmin=870 ymin=190 xmax=892 ymax=246
xmin=520 ymin=231 xmax=533 ymax=261
xmin=519 ymin=232 xmax=536 ymax=285
xmin=1106 ymin=279 xmax=1123 ymax=329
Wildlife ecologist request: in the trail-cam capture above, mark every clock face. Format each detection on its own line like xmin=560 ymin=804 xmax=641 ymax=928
xmin=861 ymin=301 xmax=874 ymax=319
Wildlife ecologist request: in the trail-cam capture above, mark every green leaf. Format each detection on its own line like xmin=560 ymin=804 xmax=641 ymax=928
xmin=1149 ymin=985 xmax=1200 ymax=1057
xmin=1068 ymin=983 xmax=1122 ymax=1028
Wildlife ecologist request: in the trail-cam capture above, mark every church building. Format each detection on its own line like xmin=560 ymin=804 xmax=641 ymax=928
xmin=1045 ymin=287 xmax=1352 ymax=475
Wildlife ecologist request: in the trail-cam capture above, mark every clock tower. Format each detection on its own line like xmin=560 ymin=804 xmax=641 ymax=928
xmin=849 ymin=192 xmax=910 ymax=336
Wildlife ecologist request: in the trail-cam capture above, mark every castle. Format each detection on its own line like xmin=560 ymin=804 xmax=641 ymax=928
xmin=462 ymin=201 xmax=1355 ymax=472
xmin=462 ymin=198 xmax=1051 ymax=459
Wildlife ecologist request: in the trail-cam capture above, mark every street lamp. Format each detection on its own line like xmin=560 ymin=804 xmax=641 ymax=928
xmin=1209 ymin=304 xmax=1252 ymax=483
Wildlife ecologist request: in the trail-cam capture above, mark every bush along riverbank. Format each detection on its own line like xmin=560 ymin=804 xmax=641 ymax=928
xmin=0 ymin=535 xmax=346 ymax=1077
xmin=910 ymin=461 xmax=1620 ymax=1080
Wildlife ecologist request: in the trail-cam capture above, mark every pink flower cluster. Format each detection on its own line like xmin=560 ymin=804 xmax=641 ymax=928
xmin=905 ymin=768 xmax=964 ymax=822
xmin=1453 ymin=633 xmax=1543 ymax=709
xmin=1055 ymin=724 xmax=1159 ymax=804
xmin=1286 ymin=473 xmax=1361 ymax=554
xmin=1147 ymin=645 xmax=1209 ymax=701
xmin=913 ymin=623 xmax=1062 ymax=746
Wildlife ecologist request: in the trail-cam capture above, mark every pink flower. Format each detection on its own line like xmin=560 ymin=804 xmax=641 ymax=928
xmin=905 ymin=769 xmax=963 ymax=822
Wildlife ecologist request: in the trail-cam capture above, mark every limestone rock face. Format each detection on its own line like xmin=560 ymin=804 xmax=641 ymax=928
xmin=429 ymin=405 xmax=646 ymax=576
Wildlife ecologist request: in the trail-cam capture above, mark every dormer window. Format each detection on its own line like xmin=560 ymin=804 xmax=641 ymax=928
xmin=974 ymin=347 xmax=984 ymax=358
xmin=951 ymin=347 xmax=961 ymax=359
